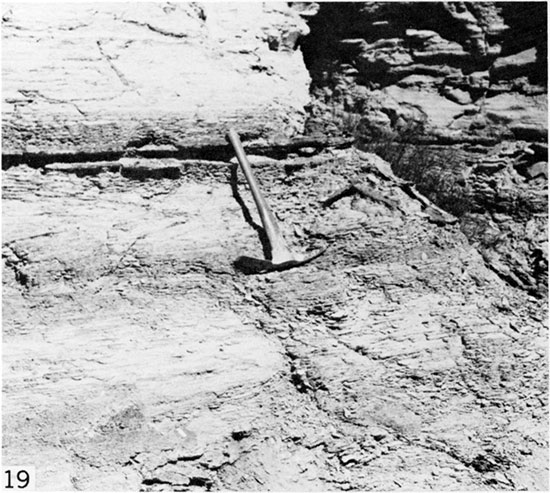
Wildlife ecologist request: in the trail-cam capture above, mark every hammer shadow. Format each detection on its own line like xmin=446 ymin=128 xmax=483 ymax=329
xmin=229 ymin=163 xmax=272 ymax=265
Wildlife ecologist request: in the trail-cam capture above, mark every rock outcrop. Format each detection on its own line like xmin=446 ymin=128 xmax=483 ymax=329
xmin=301 ymin=1 xmax=547 ymax=142
xmin=3 ymin=150 xmax=547 ymax=490
xmin=2 ymin=2 xmax=548 ymax=491
xmin=2 ymin=3 xmax=311 ymax=162
xmin=299 ymin=1 xmax=547 ymax=298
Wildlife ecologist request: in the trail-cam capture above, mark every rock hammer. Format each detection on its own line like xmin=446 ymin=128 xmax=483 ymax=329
xmin=227 ymin=128 xmax=325 ymax=273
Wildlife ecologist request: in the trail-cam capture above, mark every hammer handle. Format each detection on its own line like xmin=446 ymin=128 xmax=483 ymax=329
xmin=227 ymin=129 xmax=291 ymax=260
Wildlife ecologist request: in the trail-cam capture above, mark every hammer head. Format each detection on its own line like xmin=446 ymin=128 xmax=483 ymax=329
xmin=233 ymin=247 xmax=326 ymax=274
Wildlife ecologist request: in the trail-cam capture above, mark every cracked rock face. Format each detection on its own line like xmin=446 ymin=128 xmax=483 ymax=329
xmin=2 ymin=2 xmax=311 ymax=156
xmin=302 ymin=1 xmax=547 ymax=142
xmin=3 ymin=150 xmax=548 ymax=490
xmin=299 ymin=2 xmax=547 ymax=299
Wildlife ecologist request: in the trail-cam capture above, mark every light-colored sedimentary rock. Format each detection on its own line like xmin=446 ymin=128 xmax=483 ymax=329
xmin=2 ymin=2 xmax=311 ymax=156
xmin=3 ymin=150 xmax=547 ymax=490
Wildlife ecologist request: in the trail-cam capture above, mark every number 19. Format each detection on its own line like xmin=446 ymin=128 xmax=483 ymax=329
xmin=5 ymin=469 xmax=30 ymax=489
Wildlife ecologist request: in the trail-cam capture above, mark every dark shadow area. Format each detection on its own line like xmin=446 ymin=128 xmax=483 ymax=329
xmin=2 ymin=151 xmax=124 ymax=170
xmin=2 ymin=136 xmax=354 ymax=171
xmin=120 ymin=165 xmax=181 ymax=181
xmin=299 ymin=2 xmax=548 ymax=97
xmin=233 ymin=249 xmax=327 ymax=275
xmin=498 ymin=2 xmax=547 ymax=85
xmin=228 ymin=162 xmax=272 ymax=263
xmin=299 ymin=2 xmax=500 ymax=91
xmin=232 ymin=256 xmax=274 ymax=275
xmin=1 ymin=145 xmax=235 ymax=171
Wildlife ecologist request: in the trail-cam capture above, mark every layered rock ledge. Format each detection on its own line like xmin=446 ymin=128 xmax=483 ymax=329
xmin=2 ymin=3 xmax=311 ymax=158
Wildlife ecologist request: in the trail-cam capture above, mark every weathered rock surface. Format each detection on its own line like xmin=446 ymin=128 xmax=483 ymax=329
xmin=358 ymin=138 xmax=548 ymax=297
xmin=299 ymin=2 xmax=547 ymax=298
xmin=3 ymin=150 xmax=548 ymax=490
xmin=2 ymin=2 xmax=311 ymax=159
xmin=302 ymin=2 xmax=547 ymax=142
xmin=2 ymin=2 xmax=548 ymax=491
